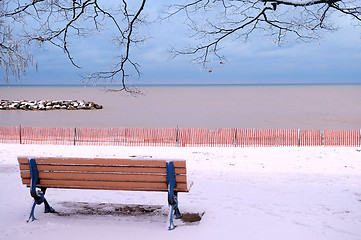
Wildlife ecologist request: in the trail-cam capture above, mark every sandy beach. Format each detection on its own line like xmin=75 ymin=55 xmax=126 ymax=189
xmin=0 ymin=143 xmax=360 ymax=240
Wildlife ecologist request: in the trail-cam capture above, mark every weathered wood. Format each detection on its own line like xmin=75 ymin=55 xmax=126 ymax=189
xmin=18 ymin=157 xmax=189 ymax=192
xmin=18 ymin=157 xmax=186 ymax=168
xmin=19 ymin=164 xmax=187 ymax=174
xmin=20 ymin=172 xmax=187 ymax=183
xmin=21 ymin=179 xmax=189 ymax=192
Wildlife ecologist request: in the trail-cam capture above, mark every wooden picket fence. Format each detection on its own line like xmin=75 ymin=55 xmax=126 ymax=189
xmin=0 ymin=126 xmax=360 ymax=147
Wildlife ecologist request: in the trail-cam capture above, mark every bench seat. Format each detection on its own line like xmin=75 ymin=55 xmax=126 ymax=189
xmin=18 ymin=157 xmax=189 ymax=192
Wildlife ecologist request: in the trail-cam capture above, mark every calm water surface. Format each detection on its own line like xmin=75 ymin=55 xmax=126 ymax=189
xmin=1 ymin=85 xmax=360 ymax=129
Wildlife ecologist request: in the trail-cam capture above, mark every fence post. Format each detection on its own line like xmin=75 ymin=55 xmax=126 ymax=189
xmin=19 ymin=125 xmax=22 ymax=144
xmin=175 ymin=126 xmax=179 ymax=147
xmin=234 ymin=128 xmax=238 ymax=147
xmin=298 ymin=129 xmax=300 ymax=147
xmin=321 ymin=130 xmax=325 ymax=146
xmin=73 ymin=127 xmax=76 ymax=146
xmin=124 ymin=128 xmax=127 ymax=146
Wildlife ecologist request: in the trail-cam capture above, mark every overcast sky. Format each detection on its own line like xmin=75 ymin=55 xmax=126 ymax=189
xmin=3 ymin=1 xmax=361 ymax=86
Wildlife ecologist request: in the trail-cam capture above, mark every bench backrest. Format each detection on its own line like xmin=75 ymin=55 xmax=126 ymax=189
xmin=18 ymin=157 xmax=189 ymax=192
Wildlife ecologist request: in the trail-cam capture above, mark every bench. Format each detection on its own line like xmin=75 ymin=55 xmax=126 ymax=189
xmin=18 ymin=156 xmax=191 ymax=230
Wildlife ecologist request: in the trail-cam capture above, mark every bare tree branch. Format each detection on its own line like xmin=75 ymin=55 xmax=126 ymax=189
xmin=1 ymin=0 xmax=148 ymax=92
xmin=0 ymin=15 xmax=33 ymax=84
xmin=86 ymin=0 xmax=147 ymax=92
xmin=164 ymin=0 xmax=361 ymax=68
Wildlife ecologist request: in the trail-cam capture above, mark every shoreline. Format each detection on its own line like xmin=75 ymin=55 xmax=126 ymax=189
xmin=2 ymin=83 xmax=361 ymax=87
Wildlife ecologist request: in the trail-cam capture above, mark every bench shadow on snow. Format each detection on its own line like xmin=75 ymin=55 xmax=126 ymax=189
xmin=55 ymin=201 xmax=203 ymax=225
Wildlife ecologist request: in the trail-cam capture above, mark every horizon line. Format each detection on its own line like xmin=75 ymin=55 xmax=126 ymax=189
xmin=2 ymin=82 xmax=361 ymax=87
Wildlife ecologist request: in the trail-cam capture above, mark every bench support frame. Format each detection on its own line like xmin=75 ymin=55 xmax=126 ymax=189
xmin=166 ymin=161 xmax=182 ymax=230
xmin=25 ymin=158 xmax=185 ymax=230
xmin=27 ymin=158 xmax=55 ymax=222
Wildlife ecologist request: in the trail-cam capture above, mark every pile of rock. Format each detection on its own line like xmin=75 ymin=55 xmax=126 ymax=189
xmin=0 ymin=100 xmax=103 ymax=110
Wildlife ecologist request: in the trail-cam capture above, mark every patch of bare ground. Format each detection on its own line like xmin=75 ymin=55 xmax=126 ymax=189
xmin=55 ymin=202 xmax=203 ymax=224
xmin=56 ymin=202 xmax=164 ymax=217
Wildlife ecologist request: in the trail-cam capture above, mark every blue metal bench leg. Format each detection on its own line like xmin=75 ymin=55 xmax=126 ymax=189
xmin=173 ymin=192 xmax=182 ymax=219
xmin=28 ymin=200 xmax=38 ymax=222
xmin=166 ymin=162 xmax=182 ymax=230
xmin=44 ymin=198 xmax=55 ymax=213
xmin=27 ymin=159 xmax=55 ymax=222
xmin=168 ymin=192 xmax=182 ymax=230
xmin=168 ymin=204 xmax=176 ymax=230
xmin=41 ymin=188 xmax=55 ymax=213
xmin=27 ymin=191 xmax=55 ymax=222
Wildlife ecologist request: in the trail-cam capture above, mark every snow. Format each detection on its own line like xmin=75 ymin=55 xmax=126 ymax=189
xmin=269 ymin=0 xmax=319 ymax=5
xmin=0 ymin=143 xmax=361 ymax=240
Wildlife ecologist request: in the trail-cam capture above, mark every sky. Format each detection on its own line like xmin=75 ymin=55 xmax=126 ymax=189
xmin=1 ymin=1 xmax=361 ymax=86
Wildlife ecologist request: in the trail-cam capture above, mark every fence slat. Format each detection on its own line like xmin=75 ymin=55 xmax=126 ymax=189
xmin=324 ymin=129 xmax=360 ymax=147
xmin=76 ymin=128 xmax=126 ymax=146
xmin=20 ymin=127 xmax=74 ymax=145
xmin=0 ymin=126 xmax=20 ymax=143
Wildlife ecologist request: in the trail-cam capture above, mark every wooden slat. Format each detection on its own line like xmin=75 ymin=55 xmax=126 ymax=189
xmin=20 ymin=172 xmax=187 ymax=183
xmin=18 ymin=157 xmax=186 ymax=168
xmin=18 ymin=164 xmax=187 ymax=175
xmin=23 ymin=184 xmax=189 ymax=192
xmin=21 ymin=179 xmax=189 ymax=192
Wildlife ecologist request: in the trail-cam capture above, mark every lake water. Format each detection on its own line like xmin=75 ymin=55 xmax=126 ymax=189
xmin=1 ymin=84 xmax=361 ymax=129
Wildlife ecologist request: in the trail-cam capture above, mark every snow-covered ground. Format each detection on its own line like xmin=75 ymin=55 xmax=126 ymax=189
xmin=0 ymin=144 xmax=360 ymax=240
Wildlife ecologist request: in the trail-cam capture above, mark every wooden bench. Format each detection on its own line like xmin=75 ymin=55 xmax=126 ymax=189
xmin=18 ymin=156 xmax=191 ymax=230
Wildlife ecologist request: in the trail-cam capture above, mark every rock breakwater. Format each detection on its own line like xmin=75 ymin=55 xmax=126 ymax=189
xmin=0 ymin=100 xmax=103 ymax=110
